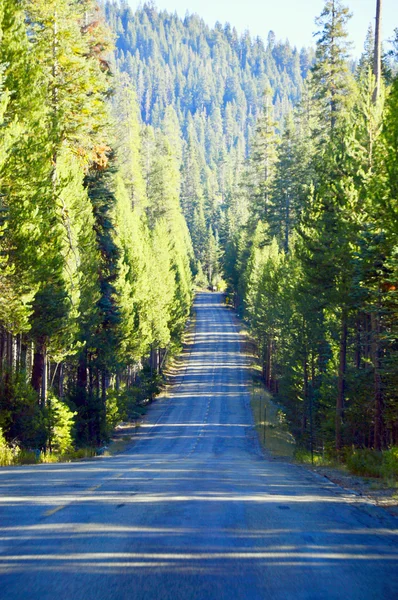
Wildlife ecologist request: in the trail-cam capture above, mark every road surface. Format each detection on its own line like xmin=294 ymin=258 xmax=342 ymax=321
xmin=0 ymin=292 xmax=397 ymax=599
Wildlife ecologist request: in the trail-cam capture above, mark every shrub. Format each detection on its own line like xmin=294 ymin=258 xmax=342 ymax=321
xmin=381 ymin=447 xmax=398 ymax=480
xmin=293 ymin=446 xmax=332 ymax=466
xmin=0 ymin=428 xmax=19 ymax=466
xmin=105 ymin=390 xmax=124 ymax=437
xmin=47 ymin=394 xmax=76 ymax=454
xmin=346 ymin=448 xmax=383 ymax=478
xmin=16 ymin=450 xmax=40 ymax=465
xmin=69 ymin=447 xmax=96 ymax=460
xmin=0 ymin=372 xmax=46 ymax=449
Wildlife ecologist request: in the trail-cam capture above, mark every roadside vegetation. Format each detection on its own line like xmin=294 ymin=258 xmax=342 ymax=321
xmin=0 ymin=0 xmax=194 ymax=462
xmin=225 ymin=1 xmax=398 ymax=482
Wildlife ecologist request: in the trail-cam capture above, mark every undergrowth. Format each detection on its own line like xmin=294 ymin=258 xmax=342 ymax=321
xmin=295 ymin=445 xmax=398 ymax=484
xmin=0 ymin=430 xmax=98 ymax=467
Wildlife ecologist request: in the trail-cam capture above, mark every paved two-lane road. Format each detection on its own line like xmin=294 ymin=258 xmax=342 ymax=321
xmin=1 ymin=293 xmax=397 ymax=599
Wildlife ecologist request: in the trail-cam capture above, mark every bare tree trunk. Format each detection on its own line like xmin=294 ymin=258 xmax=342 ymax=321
xmin=371 ymin=311 xmax=383 ymax=450
xmin=101 ymin=371 xmax=107 ymax=404
xmin=88 ymin=362 xmax=93 ymax=401
xmin=302 ymin=350 xmax=309 ymax=437
xmin=27 ymin=341 xmax=34 ymax=381
xmin=265 ymin=338 xmax=272 ymax=389
xmin=15 ymin=334 xmax=21 ymax=372
xmin=336 ymin=311 xmax=347 ymax=455
xmin=101 ymin=370 xmax=109 ymax=440
xmin=42 ymin=348 xmax=48 ymax=404
xmin=20 ymin=336 xmax=28 ymax=373
xmin=77 ymin=352 xmax=88 ymax=406
xmin=58 ymin=362 xmax=64 ymax=398
xmin=354 ymin=315 xmax=361 ymax=369
xmin=373 ymin=0 xmax=382 ymax=104
xmin=285 ymin=193 xmax=290 ymax=253
xmin=7 ymin=332 xmax=13 ymax=371
xmin=31 ymin=338 xmax=46 ymax=400
xmin=0 ymin=327 xmax=5 ymax=377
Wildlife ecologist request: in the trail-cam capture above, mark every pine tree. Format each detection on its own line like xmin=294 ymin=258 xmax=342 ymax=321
xmin=311 ymin=0 xmax=353 ymax=132
xmin=246 ymin=88 xmax=278 ymax=228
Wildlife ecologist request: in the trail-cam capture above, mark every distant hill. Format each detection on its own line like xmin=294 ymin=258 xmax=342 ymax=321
xmin=104 ymin=1 xmax=315 ymax=271
xmin=105 ymin=1 xmax=314 ymax=160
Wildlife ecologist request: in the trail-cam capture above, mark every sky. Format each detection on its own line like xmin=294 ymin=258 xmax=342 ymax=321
xmin=129 ymin=0 xmax=397 ymax=56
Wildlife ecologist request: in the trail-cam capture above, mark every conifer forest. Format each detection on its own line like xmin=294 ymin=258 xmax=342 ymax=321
xmin=0 ymin=0 xmax=397 ymax=464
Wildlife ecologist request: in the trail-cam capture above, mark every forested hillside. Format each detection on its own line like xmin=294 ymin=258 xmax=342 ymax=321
xmin=0 ymin=0 xmax=192 ymax=457
xmin=104 ymin=1 xmax=314 ymax=283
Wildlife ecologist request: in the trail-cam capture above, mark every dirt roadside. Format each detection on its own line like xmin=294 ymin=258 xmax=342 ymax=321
xmin=294 ymin=461 xmax=398 ymax=516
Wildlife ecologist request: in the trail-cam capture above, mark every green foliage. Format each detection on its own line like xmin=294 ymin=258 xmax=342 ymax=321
xmin=225 ymin=0 xmax=398 ymax=459
xmin=381 ymin=448 xmax=398 ymax=480
xmin=0 ymin=427 xmax=17 ymax=466
xmin=47 ymin=394 xmax=76 ymax=455
xmin=105 ymin=1 xmax=314 ymax=265
xmin=346 ymin=449 xmax=383 ymax=478
xmin=0 ymin=0 xmax=194 ymax=451
xmin=195 ymin=262 xmax=209 ymax=289
xmin=0 ymin=371 xmax=46 ymax=449
xmin=294 ymin=447 xmax=332 ymax=466
xmin=2 ymin=0 xmax=395 ymax=461
xmin=104 ymin=390 xmax=123 ymax=438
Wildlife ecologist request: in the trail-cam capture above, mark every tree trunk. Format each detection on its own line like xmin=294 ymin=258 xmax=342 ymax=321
xmin=76 ymin=351 xmax=88 ymax=406
xmin=31 ymin=338 xmax=46 ymax=400
xmin=265 ymin=338 xmax=272 ymax=389
xmin=20 ymin=336 xmax=28 ymax=373
xmin=373 ymin=0 xmax=382 ymax=104
xmin=58 ymin=362 xmax=64 ymax=398
xmin=95 ymin=368 xmax=100 ymax=399
xmin=88 ymin=355 xmax=94 ymax=398
xmin=354 ymin=315 xmax=361 ymax=370
xmin=371 ymin=311 xmax=383 ymax=450
xmin=7 ymin=332 xmax=13 ymax=371
xmin=285 ymin=192 xmax=290 ymax=253
xmin=302 ymin=350 xmax=309 ymax=437
xmin=101 ymin=371 xmax=107 ymax=404
xmin=0 ymin=328 xmax=5 ymax=377
xmin=15 ymin=334 xmax=21 ymax=372
xmin=336 ymin=311 xmax=347 ymax=454
xmin=41 ymin=348 xmax=48 ymax=404
xmin=101 ymin=370 xmax=109 ymax=440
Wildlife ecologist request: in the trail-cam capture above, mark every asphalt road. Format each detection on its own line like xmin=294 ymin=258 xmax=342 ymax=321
xmin=0 ymin=292 xmax=397 ymax=600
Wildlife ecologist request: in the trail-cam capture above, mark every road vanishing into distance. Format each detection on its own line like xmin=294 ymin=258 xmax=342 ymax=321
xmin=1 ymin=292 xmax=397 ymax=599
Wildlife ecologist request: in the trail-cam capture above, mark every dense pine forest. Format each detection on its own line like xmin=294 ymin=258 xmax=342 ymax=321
xmin=105 ymin=0 xmax=314 ymax=279
xmin=226 ymin=3 xmax=398 ymax=459
xmin=0 ymin=0 xmax=193 ymax=457
xmin=0 ymin=0 xmax=397 ymax=470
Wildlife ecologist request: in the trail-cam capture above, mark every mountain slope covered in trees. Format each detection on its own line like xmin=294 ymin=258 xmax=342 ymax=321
xmin=104 ymin=0 xmax=314 ymax=283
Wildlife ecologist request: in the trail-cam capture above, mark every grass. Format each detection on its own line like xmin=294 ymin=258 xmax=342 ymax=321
xmin=293 ymin=446 xmax=398 ymax=489
xmin=0 ymin=441 xmax=98 ymax=467
xmin=250 ymin=381 xmax=296 ymax=458
xmin=346 ymin=447 xmax=398 ymax=480
xmin=293 ymin=447 xmax=339 ymax=468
